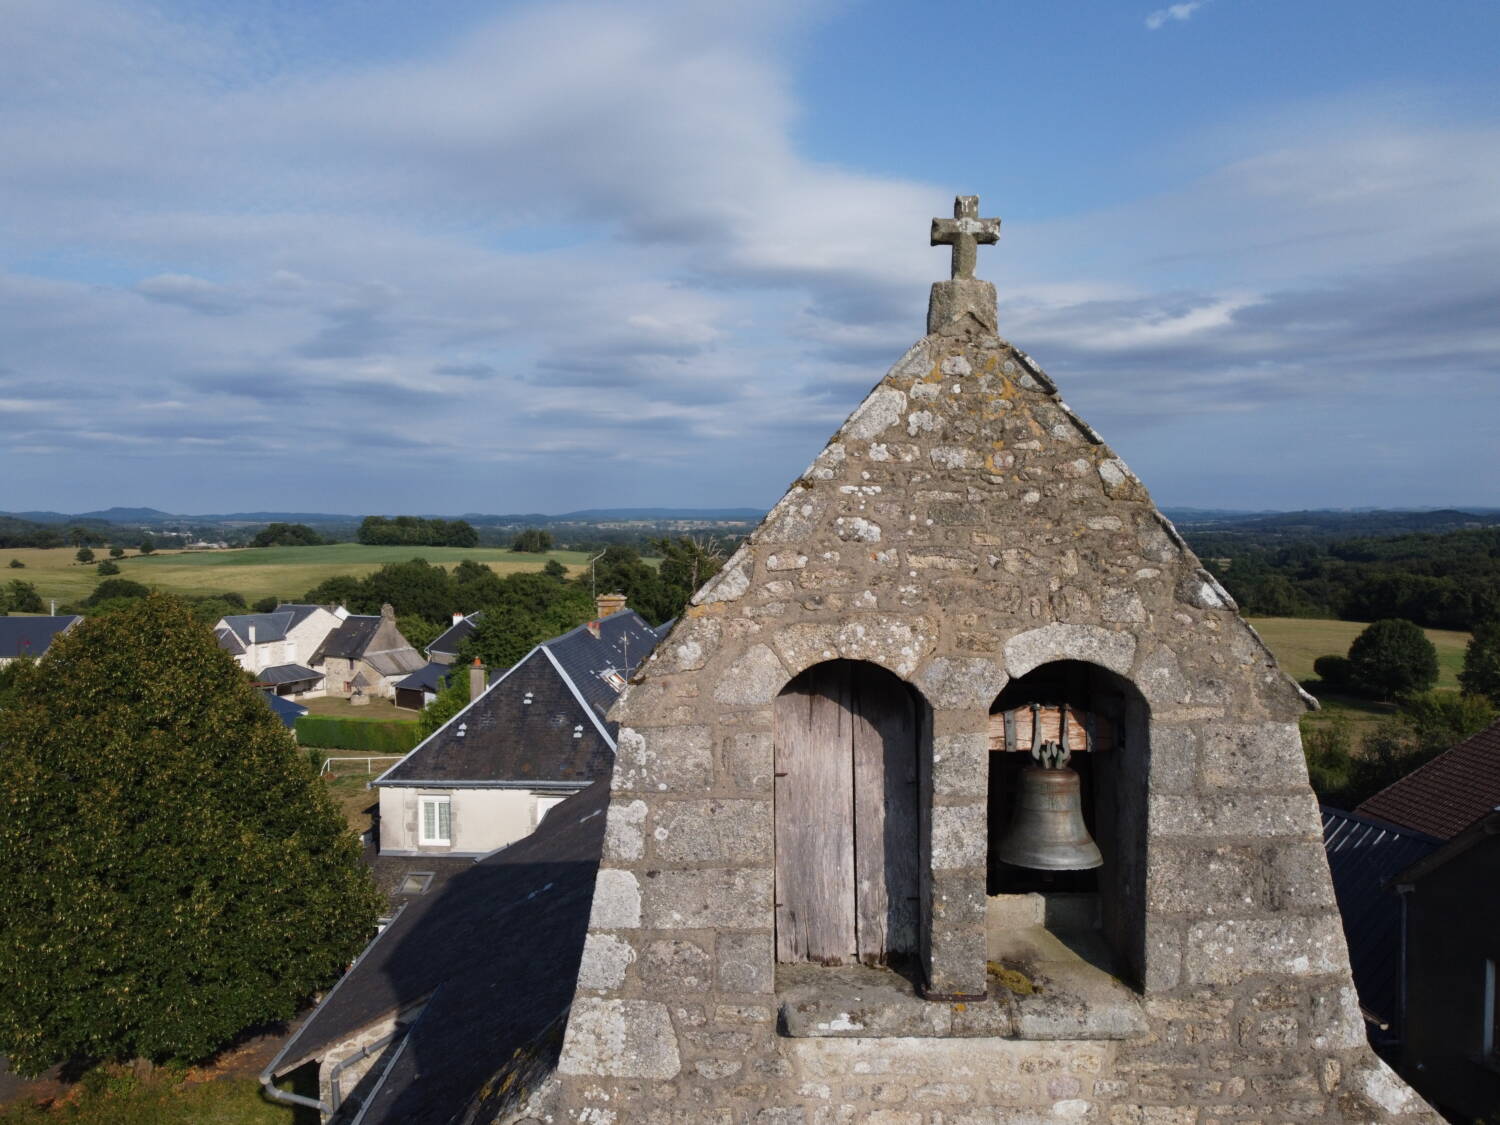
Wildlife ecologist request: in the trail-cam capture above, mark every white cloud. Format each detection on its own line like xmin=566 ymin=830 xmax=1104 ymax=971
xmin=1145 ymin=2 xmax=1205 ymax=31
xmin=0 ymin=1 xmax=1495 ymax=513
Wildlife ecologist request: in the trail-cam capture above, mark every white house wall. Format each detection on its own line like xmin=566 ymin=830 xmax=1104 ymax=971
xmin=378 ymin=786 xmax=561 ymax=855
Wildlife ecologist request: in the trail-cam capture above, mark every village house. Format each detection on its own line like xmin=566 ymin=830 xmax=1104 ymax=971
xmin=1339 ymin=718 xmax=1500 ymax=1118
xmin=371 ymin=598 xmax=662 ymax=857
xmin=309 ymin=604 xmax=425 ymax=703
xmin=426 ymin=610 xmax=480 ymax=665
xmin=0 ymin=614 xmax=80 ymax=666
xmin=214 ymin=602 xmax=346 ymax=697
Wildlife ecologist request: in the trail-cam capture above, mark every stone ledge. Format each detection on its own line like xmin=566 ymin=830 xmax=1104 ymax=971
xmin=778 ymin=930 xmax=1146 ymax=1041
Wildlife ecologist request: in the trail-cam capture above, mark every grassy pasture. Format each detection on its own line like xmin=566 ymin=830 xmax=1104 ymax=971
xmin=2 ymin=545 xmax=591 ymax=606
xmin=1246 ymin=616 xmax=1470 ymax=690
xmin=1248 ymin=616 xmax=1473 ymax=741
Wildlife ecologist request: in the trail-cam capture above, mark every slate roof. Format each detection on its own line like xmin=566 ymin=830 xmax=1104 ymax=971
xmin=1321 ymin=806 xmax=1441 ymax=1029
xmin=544 ymin=610 xmax=661 ymax=724
xmin=313 ymin=615 xmax=382 ymax=660
xmin=268 ymin=783 xmax=609 ymax=1125
xmin=311 ymin=614 xmax=425 ymax=678
xmin=367 ymin=649 xmax=427 ymax=678
xmin=1355 ymin=718 xmax=1500 ymax=840
xmin=254 ymin=663 xmax=323 ymax=686
xmin=220 ymin=612 xmax=293 ymax=645
xmin=260 ymin=692 xmax=309 ymax=729
xmin=0 ymin=615 xmax=80 ymax=661
xmin=364 ymin=842 xmax=474 ymax=919
xmin=427 ymin=612 xmax=479 ymax=657
xmin=375 ymin=647 xmax=613 ymax=787
xmin=273 ymin=603 xmax=332 ymax=631
xmin=395 ymin=661 xmax=453 ymax=696
xmin=214 ymin=627 xmax=245 ymax=656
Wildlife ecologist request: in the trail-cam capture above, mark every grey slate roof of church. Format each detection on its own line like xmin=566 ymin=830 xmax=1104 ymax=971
xmin=0 ymin=615 xmax=80 ymax=660
xmin=375 ymin=647 xmax=613 ymax=787
xmin=269 ymin=783 xmax=609 ymax=1125
xmin=1321 ymin=806 xmax=1441 ymax=1029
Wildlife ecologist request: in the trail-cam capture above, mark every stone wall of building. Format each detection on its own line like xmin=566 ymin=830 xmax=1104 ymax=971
xmin=521 ymin=313 xmax=1438 ymax=1123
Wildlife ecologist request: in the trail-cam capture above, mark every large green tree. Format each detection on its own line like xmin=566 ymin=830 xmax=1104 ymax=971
xmin=1346 ymin=618 xmax=1440 ymax=700
xmin=0 ymin=595 xmax=381 ymax=1074
xmin=1460 ymin=619 xmax=1500 ymax=706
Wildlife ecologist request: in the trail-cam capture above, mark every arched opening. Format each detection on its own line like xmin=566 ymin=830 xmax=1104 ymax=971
xmin=987 ymin=660 xmax=1149 ymax=984
xmin=774 ymin=660 xmax=928 ymax=968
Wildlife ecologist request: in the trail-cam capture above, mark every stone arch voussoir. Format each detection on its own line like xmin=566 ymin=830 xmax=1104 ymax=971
xmin=1003 ymin=623 xmax=1137 ymax=680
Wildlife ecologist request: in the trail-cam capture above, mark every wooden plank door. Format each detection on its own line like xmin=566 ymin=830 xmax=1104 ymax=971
xmin=774 ymin=664 xmax=857 ymax=964
xmin=852 ymin=673 xmax=919 ymax=963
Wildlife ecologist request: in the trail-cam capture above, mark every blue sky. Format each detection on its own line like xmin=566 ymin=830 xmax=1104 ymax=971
xmin=2 ymin=0 xmax=1497 ymax=515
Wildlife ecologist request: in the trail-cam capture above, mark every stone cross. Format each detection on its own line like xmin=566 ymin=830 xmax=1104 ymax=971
xmin=931 ymin=195 xmax=1000 ymax=280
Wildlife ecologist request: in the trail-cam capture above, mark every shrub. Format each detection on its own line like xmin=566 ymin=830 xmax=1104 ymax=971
xmin=1460 ymin=619 xmax=1500 ymax=706
xmin=96 ymin=560 xmax=120 ymax=576
xmin=294 ymin=715 xmax=422 ymax=753
xmin=1312 ymin=654 xmax=1352 ymax=690
xmin=1302 ymin=713 xmax=1354 ymax=801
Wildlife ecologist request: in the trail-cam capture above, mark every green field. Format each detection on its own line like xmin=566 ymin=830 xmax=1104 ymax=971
xmin=2 ymin=545 xmax=591 ymax=606
xmin=1246 ymin=616 xmax=1470 ymax=690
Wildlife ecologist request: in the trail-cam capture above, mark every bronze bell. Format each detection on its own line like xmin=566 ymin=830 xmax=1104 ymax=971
xmin=995 ymin=758 xmax=1103 ymax=871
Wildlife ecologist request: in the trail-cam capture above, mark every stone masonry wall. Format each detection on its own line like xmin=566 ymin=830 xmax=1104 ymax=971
xmin=524 ymin=317 xmax=1438 ymax=1123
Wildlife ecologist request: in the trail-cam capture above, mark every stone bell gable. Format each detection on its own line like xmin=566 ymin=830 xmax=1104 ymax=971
xmin=535 ymin=198 xmax=1436 ymax=1124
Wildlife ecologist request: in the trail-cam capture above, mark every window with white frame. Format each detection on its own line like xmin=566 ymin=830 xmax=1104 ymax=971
xmin=419 ymin=795 xmax=452 ymax=846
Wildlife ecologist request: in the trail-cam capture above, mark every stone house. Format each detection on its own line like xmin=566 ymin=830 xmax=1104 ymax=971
xmin=371 ymin=605 xmax=663 ymax=857
xmin=214 ymin=603 xmax=346 ymax=696
xmin=310 ymin=604 xmax=425 ymax=702
xmin=1343 ymin=718 xmax=1500 ymax=1117
xmin=509 ymin=199 xmax=1440 ymax=1123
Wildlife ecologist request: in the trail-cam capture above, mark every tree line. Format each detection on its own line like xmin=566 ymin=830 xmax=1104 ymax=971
xmin=1197 ymin=526 xmax=1500 ymax=631
xmin=356 ymin=515 xmax=479 ymax=547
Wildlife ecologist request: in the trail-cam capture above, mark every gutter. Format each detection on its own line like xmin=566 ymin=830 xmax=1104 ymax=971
xmin=327 ymin=1028 xmax=404 ymax=1114
xmin=258 ymin=903 xmax=409 ymax=1113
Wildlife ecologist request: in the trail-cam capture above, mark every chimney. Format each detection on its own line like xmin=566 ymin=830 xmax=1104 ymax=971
xmin=469 ymin=658 xmax=486 ymax=701
xmin=586 ymin=620 xmax=601 ymax=639
xmin=248 ymin=623 xmax=257 ymax=646
xmin=452 ymin=611 xmax=464 ymax=626
xmin=596 ymin=592 xmax=627 ymax=619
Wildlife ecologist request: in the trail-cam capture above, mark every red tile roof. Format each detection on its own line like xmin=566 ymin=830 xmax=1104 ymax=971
xmin=1355 ymin=719 xmax=1500 ymax=840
